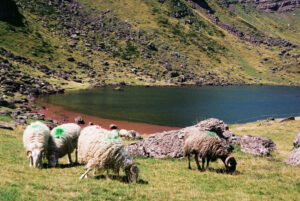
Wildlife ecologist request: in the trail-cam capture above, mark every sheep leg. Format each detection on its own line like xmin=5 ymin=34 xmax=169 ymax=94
xmin=194 ymin=154 xmax=201 ymax=171
xmin=206 ymin=158 xmax=210 ymax=170
xmin=75 ymin=149 xmax=78 ymax=164
xmin=29 ymin=156 xmax=33 ymax=167
xmin=106 ymin=170 xmax=110 ymax=179
xmin=93 ymin=168 xmax=97 ymax=176
xmin=201 ymin=158 xmax=206 ymax=171
xmin=79 ymin=168 xmax=91 ymax=180
xmin=187 ymin=154 xmax=191 ymax=169
xmin=68 ymin=153 xmax=73 ymax=165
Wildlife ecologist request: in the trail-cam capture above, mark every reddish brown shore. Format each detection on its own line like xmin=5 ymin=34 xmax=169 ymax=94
xmin=36 ymin=102 xmax=181 ymax=134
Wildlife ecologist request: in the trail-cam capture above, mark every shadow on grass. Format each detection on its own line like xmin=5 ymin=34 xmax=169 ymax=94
xmin=209 ymin=168 xmax=242 ymax=175
xmin=187 ymin=167 xmax=241 ymax=175
xmin=42 ymin=162 xmax=83 ymax=169
xmin=94 ymin=174 xmax=149 ymax=184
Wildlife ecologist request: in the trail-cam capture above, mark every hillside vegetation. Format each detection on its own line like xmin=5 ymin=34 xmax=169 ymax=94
xmin=0 ymin=0 xmax=299 ymax=96
xmin=0 ymin=118 xmax=299 ymax=200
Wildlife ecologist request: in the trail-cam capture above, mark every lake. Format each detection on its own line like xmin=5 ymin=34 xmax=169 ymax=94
xmin=38 ymin=86 xmax=300 ymax=127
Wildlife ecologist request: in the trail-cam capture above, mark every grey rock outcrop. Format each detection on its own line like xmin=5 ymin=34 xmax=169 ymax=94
xmin=293 ymin=132 xmax=300 ymax=148
xmin=0 ymin=121 xmax=13 ymax=130
xmin=126 ymin=118 xmax=240 ymax=158
xmin=286 ymin=148 xmax=300 ymax=166
xmin=286 ymin=132 xmax=300 ymax=166
xmin=240 ymin=135 xmax=276 ymax=156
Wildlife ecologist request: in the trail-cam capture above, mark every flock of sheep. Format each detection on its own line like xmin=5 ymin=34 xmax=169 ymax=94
xmin=23 ymin=121 xmax=237 ymax=183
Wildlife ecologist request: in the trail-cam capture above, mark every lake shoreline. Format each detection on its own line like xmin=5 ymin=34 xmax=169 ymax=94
xmin=35 ymin=100 xmax=181 ymax=134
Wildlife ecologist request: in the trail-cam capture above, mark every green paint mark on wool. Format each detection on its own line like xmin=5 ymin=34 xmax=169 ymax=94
xmin=107 ymin=133 xmax=119 ymax=142
xmin=205 ymin=131 xmax=217 ymax=136
xmin=31 ymin=125 xmax=41 ymax=129
xmin=54 ymin=128 xmax=65 ymax=139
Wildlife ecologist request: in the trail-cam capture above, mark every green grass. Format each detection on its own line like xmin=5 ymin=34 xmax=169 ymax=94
xmin=0 ymin=114 xmax=12 ymax=122
xmin=0 ymin=119 xmax=299 ymax=200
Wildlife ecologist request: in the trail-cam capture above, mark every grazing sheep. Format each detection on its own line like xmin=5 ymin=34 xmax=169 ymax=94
xmin=23 ymin=121 xmax=50 ymax=168
xmin=78 ymin=125 xmax=139 ymax=182
xmin=119 ymin=129 xmax=143 ymax=140
xmin=183 ymin=128 xmax=236 ymax=172
xmin=47 ymin=123 xmax=81 ymax=167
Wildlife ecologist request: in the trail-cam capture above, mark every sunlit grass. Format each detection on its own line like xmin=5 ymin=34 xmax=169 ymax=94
xmin=0 ymin=119 xmax=299 ymax=200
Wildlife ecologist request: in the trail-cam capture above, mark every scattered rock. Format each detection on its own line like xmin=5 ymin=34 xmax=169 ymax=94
xmin=74 ymin=116 xmax=85 ymax=124
xmin=119 ymin=81 xmax=126 ymax=86
xmin=88 ymin=122 xmax=94 ymax=126
xmin=286 ymin=148 xmax=300 ymax=166
xmin=114 ymin=87 xmax=124 ymax=91
xmin=169 ymin=71 xmax=179 ymax=78
xmin=293 ymin=131 xmax=300 ymax=148
xmin=279 ymin=116 xmax=295 ymax=122
xmin=109 ymin=124 xmax=118 ymax=129
xmin=67 ymin=57 xmax=75 ymax=62
xmin=0 ymin=99 xmax=9 ymax=107
xmin=0 ymin=121 xmax=13 ymax=130
xmin=126 ymin=118 xmax=238 ymax=158
xmin=240 ymin=135 xmax=276 ymax=156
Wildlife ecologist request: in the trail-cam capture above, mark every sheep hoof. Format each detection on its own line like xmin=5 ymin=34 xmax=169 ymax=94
xmin=79 ymin=174 xmax=87 ymax=180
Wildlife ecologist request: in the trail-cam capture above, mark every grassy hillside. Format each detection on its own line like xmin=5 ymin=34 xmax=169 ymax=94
xmin=0 ymin=119 xmax=299 ymax=200
xmin=0 ymin=0 xmax=299 ymax=92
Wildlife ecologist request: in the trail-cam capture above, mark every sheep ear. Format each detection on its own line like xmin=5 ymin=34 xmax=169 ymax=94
xmin=225 ymin=156 xmax=232 ymax=166
xmin=130 ymin=165 xmax=138 ymax=174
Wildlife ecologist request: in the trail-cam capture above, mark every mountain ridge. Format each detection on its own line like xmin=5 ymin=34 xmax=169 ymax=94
xmin=0 ymin=0 xmax=299 ymax=97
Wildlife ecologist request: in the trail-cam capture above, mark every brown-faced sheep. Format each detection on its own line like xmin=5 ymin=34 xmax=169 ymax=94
xmin=78 ymin=125 xmax=139 ymax=182
xmin=183 ymin=128 xmax=236 ymax=172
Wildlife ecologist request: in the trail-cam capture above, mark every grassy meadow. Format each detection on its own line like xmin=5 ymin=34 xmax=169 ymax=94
xmin=0 ymin=118 xmax=299 ymax=200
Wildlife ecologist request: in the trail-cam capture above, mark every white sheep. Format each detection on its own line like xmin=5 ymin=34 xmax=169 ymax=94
xmin=78 ymin=125 xmax=139 ymax=182
xmin=23 ymin=121 xmax=50 ymax=168
xmin=47 ymin=123 xmax=81 ymax=167
xmin=183 ymin=128 xmax=236 ymax=172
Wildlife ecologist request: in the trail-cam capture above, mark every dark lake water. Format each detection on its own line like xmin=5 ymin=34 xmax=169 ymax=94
xmin=39 ymin=86 xmax=300 ymax=127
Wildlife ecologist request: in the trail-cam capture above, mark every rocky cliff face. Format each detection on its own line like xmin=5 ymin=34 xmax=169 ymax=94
xmin=240 ymin=0 xmax=300 ymax=12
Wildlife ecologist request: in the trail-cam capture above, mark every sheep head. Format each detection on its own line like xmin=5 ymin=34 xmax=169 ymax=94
xmin=125 ymin=164 xmax=139 ymax=183
xmin=225 ymin=156 xmax=237 ymax=172
xmin=28 ymin=148 xmax=44 ymax=168
xmin=48 ymin=153 xmax=58 ymax=167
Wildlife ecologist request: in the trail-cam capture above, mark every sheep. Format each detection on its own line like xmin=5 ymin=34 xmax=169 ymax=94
xmin=183 ymin=128 xmax=237 ymax=172
xmin=47 ymin=123 xmax=81 ymax=167
xmin=78 ymin=125 xmax=139 ymax=182
xmin=23 ymin=121 xmax=50 ymax=168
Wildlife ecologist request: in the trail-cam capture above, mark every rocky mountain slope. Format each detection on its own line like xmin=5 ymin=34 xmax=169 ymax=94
xmin=0 ymin=0 xmax=299 ymax=98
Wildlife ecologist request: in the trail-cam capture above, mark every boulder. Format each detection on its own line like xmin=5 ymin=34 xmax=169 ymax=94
xmin=114 ymin=87 xmax=124 ymax=91
xmin=293 ymin=131 xmax=300 ymax=148
xmin=74 ymin=116 xmax=85 ymax=124
xmin=109 ymin=124 xmax=118 ymax=129
xmin=126 ymin=118 xmax=238 ymax=158
xmin=0 ymin=121 xmax=13 ymax=130
xmin=286 ymin=148 xmax=300 ymax=166
xmin=0 ymin=99 xmax=9 ymax=107
xmin=279 ymin=116 xmax=295 ymax=122
xmin=240 ymin=135 xmax=276 ymax=156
